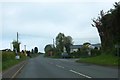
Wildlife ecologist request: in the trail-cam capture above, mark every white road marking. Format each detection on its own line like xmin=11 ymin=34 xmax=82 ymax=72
xmin=69 ymin=70 xmax=92 ymax=78
xmin=2 ymin=61 xmax=26 ymax=75
xmin=11 ymin=62 xmax=26 ymax=78
xmin=56 ymin=65 xmax=65 ymax=69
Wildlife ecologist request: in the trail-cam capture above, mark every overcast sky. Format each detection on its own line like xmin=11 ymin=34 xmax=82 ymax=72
xmin=0 ymin=0 xmax=118 ymax=52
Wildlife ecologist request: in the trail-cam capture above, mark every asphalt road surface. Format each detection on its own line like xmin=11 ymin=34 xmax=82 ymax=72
xmin=16 ymin=54 xmax=119 ymax=78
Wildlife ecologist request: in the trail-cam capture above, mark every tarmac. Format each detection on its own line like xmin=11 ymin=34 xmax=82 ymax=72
xmin=2 ymin=60 xmax=27 ymax=79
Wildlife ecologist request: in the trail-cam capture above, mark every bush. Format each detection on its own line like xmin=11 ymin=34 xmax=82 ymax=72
xmin=2 ymin=51 xmax=26 ymax=61
xmin=91 ymin=49 xmax=101 ymax=56
xmin=70 ymin=51 xmax=81 ymax=58
xmin=2 ymin=51 xmax=15 ymax=61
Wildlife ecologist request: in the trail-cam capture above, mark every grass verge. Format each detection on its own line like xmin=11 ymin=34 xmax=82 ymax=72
xmin=0 ymin=62 xmax=1 ymax=72
xmin=2 ymin=51 xmax=40 ymax=71
xmin=2 ymin=59 xmax=26 ymax=71
xmin=0 ymin=51 xmax=2 ymax=72
xmin=2 ymin=52 xmax=27 ymax=71
xmin=76 ymin=54 xmax=119 ymax=67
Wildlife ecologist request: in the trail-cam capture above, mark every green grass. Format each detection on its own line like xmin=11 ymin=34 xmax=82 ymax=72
xmin=2 ymin=51 xmax=27 ymax=71
xmin=3 ymin=59 xmax=25 ymax=71
xmin=0 ymin=62 xmax=2 ymax=72
xmin=76 ymin=54 xmax=119 ymax=66
xmin=2 ymin=51 xmax=40 ymax=71
xmin=0 ymin=51 xmax=2 ymax=72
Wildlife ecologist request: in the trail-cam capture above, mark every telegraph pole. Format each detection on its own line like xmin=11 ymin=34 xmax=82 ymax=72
xmin=53 ymin=39 xmax=54 ymax=47
xmin=15 ymin=32 xmax=20 ymax=59
xmin=17 ymin=32 xmax=18 ymax=43
xmin=17 ymin=32 xmax=20 ymax=52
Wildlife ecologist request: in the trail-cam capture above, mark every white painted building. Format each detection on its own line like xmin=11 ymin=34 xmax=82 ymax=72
xmin=70 ymin=45 xmax=82 ymax=53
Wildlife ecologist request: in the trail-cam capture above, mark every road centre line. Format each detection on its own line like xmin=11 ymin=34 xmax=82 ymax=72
xmin=69 ymin=70 xmax=92 ymax=78
xmin=56 ymin=65 xmax=65 ymax=69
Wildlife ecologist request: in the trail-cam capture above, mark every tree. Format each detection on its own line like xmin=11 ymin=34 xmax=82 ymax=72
xmin=82 ymin=42 xmax=91 ymax=51
xmin=83 ymin=42 xmax=91 ymax=46
xmin=12 ymin=40 xmax=20 ymax=52
xmin=92 ymin=1 xmax=120 ymax=53
xmin=44 ymin=44 xmax=53 ymax=53
xmin=56 ymin=33 xmax=65 ymax=52
xmin=44 ymin=44 xmax=53 ymax=56
xmin=55 ymin=33 xmax=73 ymax=54
xmin=80 ymin=42 xmax=91 ymax=56
xmin=34 ymin=47 xmax=38 ymax=53
xmin=63 ymin=36 xmax=73 ymax=54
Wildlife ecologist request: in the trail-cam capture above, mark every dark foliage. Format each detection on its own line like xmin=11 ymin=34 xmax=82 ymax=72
xmin=92 ymin=2 xmax=120 ymax=54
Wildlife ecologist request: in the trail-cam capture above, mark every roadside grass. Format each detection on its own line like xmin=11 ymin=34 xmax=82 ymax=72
xmin=0 ymin=62 xmax=1 ymax=72
xmin=2 ymin=51 xmax=27 ymax=71
xmin=2 ymin=51 xmax=40 ymax=71
xmin=0 ymin=51 xmax=2 ymax=72
xmin=3 ymin=59 xmax=25 ymax=71
xmin=76 ymin=54 xmax=119 ymax=66
xmin=0 ymin=62 xmax=2 ymax=72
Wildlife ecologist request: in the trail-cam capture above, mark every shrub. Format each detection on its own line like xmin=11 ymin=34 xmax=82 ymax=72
xmin=91 ymin=49 xmax=101 ymax=56
xmin=70 ymin=51 xmax=81 ymax=58
xmin=2 ymin=51 xmax=15 ymax=62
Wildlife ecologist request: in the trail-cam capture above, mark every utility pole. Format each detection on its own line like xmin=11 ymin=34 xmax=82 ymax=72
xmin=17 ymin=32 xmax=18 ymax=43
xmin=17 ymin=32 xmax=20 ymax=52
xmin=15 ymin=32 xmax=20 ymax=59
xmin=53 ymin=39 xmax=54 ymax=47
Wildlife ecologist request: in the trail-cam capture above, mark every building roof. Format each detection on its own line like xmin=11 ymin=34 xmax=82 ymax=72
xmin=70 ymin=44 xmax=101 ymax=49
xmin=91 ymin=44 xmax=101 ymax=47
xmin=70 ymin=45 xmax=82 ymax=49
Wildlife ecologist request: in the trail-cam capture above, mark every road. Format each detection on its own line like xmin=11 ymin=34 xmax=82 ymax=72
xmin=16 ymin=55 xmax=118 ymax=78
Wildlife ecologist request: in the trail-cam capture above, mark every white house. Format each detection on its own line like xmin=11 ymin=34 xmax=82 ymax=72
xmin=91 ymin=44 xmax=101 ymax=50
xmin=70 ymin=45 xmax=82 ymax=53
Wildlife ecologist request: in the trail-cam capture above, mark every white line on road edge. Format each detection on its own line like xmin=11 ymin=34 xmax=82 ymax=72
xmin=11 ymin=62 xmax=26 ymax=78
xmin=2 ymin=61 xmax=26 ymax=75
xmin=56 ymin=65 xmax=65 ymax=69
xmin=69 ymin=70 xmax=92 ymax=78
